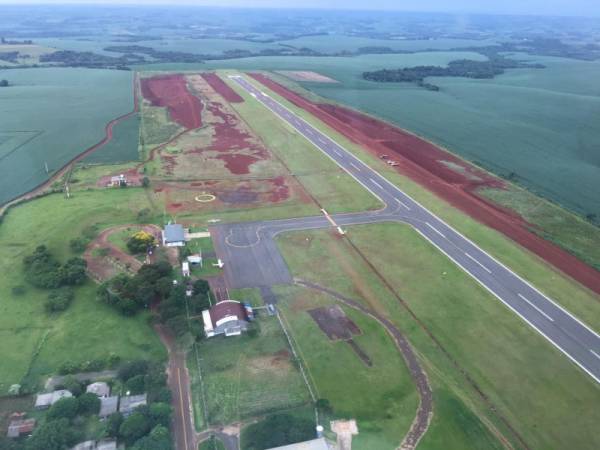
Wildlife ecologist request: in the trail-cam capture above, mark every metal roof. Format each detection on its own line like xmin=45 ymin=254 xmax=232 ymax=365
xmin=266 ymin=438 xmax=330 ymax=450
xmin=164 ymin=224 xmax=185 ymax=243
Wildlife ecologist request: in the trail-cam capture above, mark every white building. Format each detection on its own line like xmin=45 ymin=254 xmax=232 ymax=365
xmin=161 ymin=223 xmax=185 ymax=247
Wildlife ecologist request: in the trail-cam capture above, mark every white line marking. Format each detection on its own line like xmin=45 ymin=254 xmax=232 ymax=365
xmin=425 ymin=222 xmax=446 ymax=238
xmin=370 ymin=178 xmax=383 ymax=190
xmin=395 ymin=198 xmax=410 ymax=210
xmin=518 ymin=294 xmax=554 ymax=322
xmin=350 ymin=162 xmax=361 ymax=171
xmin=333 ymin=149 xmax=342 ymax=156
xmin=591 ymin=349 xmax=600 ymax=361
xmin=465 ymin=252 xmax=492 ymax=274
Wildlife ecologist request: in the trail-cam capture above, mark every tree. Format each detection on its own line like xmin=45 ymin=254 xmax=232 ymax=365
xmin=47 ymin=397 xmax=79 ymax=421
xmin=125 ymin=374 xmax=146 ymax=395
xmin=59 ymin=257 xmax=87 ymax=285
xmin=149 ymin=403 xmax=171 ymax=428
xmin=77 ymin=392 xmax=100 ymax=415
xmin=119 ymin=411 xmax=152 ymax=445
xmin=137 ymin=207 xmax=152 ymax=222
xmin=45 ymin=287 xmax=74 ymax=313
xmin=0 ymin=80 xmax=8 ymax=87
xmin=69 ymin=237 xmax=88 ymax=253
xmin=118 ymin=360 xmax=149 ymax=382
xmin=61 ymin=375 xmax=84 ymax=397
xmin=105 ymin=412 xmax=124 ymax=438
xmin=192 ymin=279 xmax=210 ymax=296
xmin=131 ymin=425 xmax=172 ymax=450
xmin=127 ymin=230 xmax=156 ymax=254
xmin=25 ymin=418 xmax=80 ymax=450
xmin=141 ymin=177 xmax=150 ymax=188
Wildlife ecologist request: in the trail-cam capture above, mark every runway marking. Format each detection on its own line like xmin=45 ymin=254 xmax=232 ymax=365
xmin=425 ymin=222 xmax=446 ymax=238
xmin=350 ymin=162 xmax=361 ymax=171
xmin=333 ymin=149 xmax=342 ymax=156
xmin=465 ymin=252 xmax=492 ymax=274
xmin=177 ymin=367 xmax=189 ymax=450
xmin=518 ymin=293 xmax=554 ymax=322
xmin=395 ymin=198 xmax=410 ymax=210
xmin=370 ymin=178 xmax=383 ymax=189
xmin=591 ymin=349 xmax=600 ymax=361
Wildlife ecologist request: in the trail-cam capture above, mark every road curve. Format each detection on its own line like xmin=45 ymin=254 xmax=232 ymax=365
xmin=219 ymin=74 xmax=600 ymax=385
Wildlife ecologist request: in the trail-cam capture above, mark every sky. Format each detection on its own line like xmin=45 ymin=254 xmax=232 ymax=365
xmin=0 ymin=0 xmax=598 ymax=17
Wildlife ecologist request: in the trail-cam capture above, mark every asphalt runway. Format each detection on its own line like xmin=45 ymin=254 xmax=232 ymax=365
xmin=212 ymin=74 xmax=600 ymax=384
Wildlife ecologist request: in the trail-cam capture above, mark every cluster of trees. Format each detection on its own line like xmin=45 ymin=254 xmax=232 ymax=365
xmin=59 ymin=352 xmax=121 ymax=375
xmin=97 ymin=262 xmax=173 ymax=315
xmin=0 ymin=79 xmax=9 ymax=87
xmin=39 ymin=50 xmax=133 ymax=69
xmin=158 ymin=279 xmax=211 ymax=342
xmin=69 ymin=224 xmax=99 ymax=254
xmin=23 ymin=246 xmax=87 ymax=289
xmin=0 ymin=51 xmax=19 ymax=63
xmin=127 ymin=230 xmax=157 ymax=254
xmin=362 ymin=54 xmax=544 ymax=89
xmin=242 ymin=413 xmax=315 ymax=450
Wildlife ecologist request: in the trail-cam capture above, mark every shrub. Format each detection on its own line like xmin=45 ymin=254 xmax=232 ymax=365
xmin=45 ymin=287 xmax=75 ymax=313
xmin=242 ymin=413 xmax=315 ymax=450
xmin=47 ymin=397 xmax=79 ymax=420
xmin=69 ymin=237 xmax=88 ymax=253
xmin=77 ymin=393 xmax=100 ymax=415
xmin=119 ymin=411 xmax=152 ymax=445
xmin=11 ymin=285 xmax=26 ymax=296
xmin=127 ymin=230 xmax=156 ymax=254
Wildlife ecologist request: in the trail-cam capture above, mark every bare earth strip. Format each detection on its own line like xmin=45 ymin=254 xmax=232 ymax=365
xmin=295 ymin=279 xmax=433 ymax=450
xmin=276 ymin=71 xmax=339 ymax=83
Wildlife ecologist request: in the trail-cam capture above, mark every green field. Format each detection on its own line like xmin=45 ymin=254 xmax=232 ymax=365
xmin=276 ymin=225 xmax=600 ymax=449
xmin=0 ymin=68 xmax=134 ymax=205
xmin=192 ymin=315 xmax=311 ymax=426
xmin=0 ymin=188 xmax=166 ymax=393
xmin=83 ymin=112 xmax=140 ymax=164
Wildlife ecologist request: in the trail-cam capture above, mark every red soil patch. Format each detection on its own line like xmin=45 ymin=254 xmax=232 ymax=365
xmin=186 ymin=96 xmax=269 ymax=175
xmin=201 ymin=73 xmax=244 ymax=103
xmin=249 ymin=73 xmax=600 ymax=294
xmin=141 ymin=74 xmax=203 ymax=130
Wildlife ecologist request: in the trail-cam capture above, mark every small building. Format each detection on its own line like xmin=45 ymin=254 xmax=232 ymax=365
xmin=187 ymin=254 xmax=202 ymax=266
xmin=34 ymin=389 xmax=73 ymax=410
xmin=119 ymin=394 xmax=147 ymax=417
xmin=99 ymin=396 xmax=119 ymax=418
xmin=265 ymin=438 xmax=331 ymax=450
xmin=71 ymin=441 xmax=96 ymax=450
xmin=96 ymin=440 xmax=117 ymax=450
xmin=202 ymin=300 xmax=250 ymax=338
xmin=182 ymin=261 xmax=190 ymax=277
xmin=6 ymin=415 xmax=36 ymax=438
xmin=108 ymin=174 xmax=126 ymax=187
xmin=86 ymin=382 xmax=110 ymax=398
xmin=162 ymin=223 xmax=185 ymax=247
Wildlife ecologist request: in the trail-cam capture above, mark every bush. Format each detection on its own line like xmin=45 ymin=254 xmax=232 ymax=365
xmin=127 ymin=230 xmax=156 ymax=254
xmin=136 ymin=207 xmax=152 ymax=222
xmin=45 ymin=287 xmax=75 ymax=313
xmin=77 ymin=393 xmax=100 ymax=415
xmin=62 ymin=376 xmax=84 ymax=397
xmin=126 ymin=374 xmax=146 ymax=395
xmin=118 ymin=360 xmax=149 ymax=382
xmin=69 ymin=237 xmax=88 ymax=253
xmin=23 ymin=246 xmax=87 ymax=288
xmin=141 ymin=177 xmax=150 ymax=188
xmin=47 ymin=397 xmax=79 ymax=420
xmin=11 ymin=285 xmax=26 ymax=296
xmin=106 ymin=412 xmax=124 ymax=438
xmin=24 ymin=418 xmax=80 ymax=450
xmin=242 ymin=413 xmax=315 ymax=450
xmin=119 ymin=411 xmax=152 ymax=445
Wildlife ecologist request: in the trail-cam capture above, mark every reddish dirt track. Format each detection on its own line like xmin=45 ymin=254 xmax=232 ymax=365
xmin=201 ymin=73 xmax=244 ymax=103
xmin=249 ymin=73 xmax=600 ymax=295
xmin=141 ymin=74 xmax=203 ymax=130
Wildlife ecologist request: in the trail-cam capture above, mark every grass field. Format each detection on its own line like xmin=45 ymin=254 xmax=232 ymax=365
xmin=193 ymin=315 xmax=311 ymax=426
xmin=0 ymin=67 xmax=134 ymax=205
xmin=0 ymin=188 xmax=166 ymax=393
xmin=83 ymin=112 xmax=140 ymax=164
xmin=276 ymin=225 xmax=600 ymax=449
xmin=274 ymin=285 xmax=419 ymax=449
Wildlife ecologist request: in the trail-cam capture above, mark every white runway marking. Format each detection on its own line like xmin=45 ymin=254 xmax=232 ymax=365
xmin=395 ymin=198 xmax=410 ymax=210
xmin=591 ymin=349 xmax=600 ymax=361
xmin=465 ymin=252 xmax=492 ymax=274
xmin=370 ymin=178 xmax=383 ymax=189
xmin=350 ymin=162 xmax=361 ymax=171
xmin=425 ymin=221 xmax=446 ymax=238
xmin=333 ymin=149 xmax=342 ymax=156
xmin=518 ymin=294 xmax=554 ymax=322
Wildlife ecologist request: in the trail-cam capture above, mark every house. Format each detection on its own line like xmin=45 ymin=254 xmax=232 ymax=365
xmin=108 ymin=174 xmax=126 ymax=187
xmin=71 ymin=441 xmax=95 ymax=450
xmin=6 ymin=414 xmax=35 ymax=438
xmin=119 ymin=394 xmax=147 ymax=417
xmin=99 ymin=396 xmax=119 ymax=418
xmin=70 ymin=440 xmax=116 ymax=450
xmin=34 ymin=389 xmax=73 ymax=410
xmin=202 ymin=300 xmax=250 ymax=338
xmin=162 ymin=223 xmax=185 ymax=247
xmin=265 ymin=438 xmax=331 ymax=450
xmin=86 ymin=382 xmax=110 ymax=398
xmin=182 ymin=261 xmax=190 ymax=277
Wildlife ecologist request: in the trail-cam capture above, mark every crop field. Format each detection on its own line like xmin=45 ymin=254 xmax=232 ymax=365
xmin=82 ymin=112 xmax=140 ymax=164
xmin=276 ymin=225 xmax=600 ymax=450
xmin=0 ymin=67 xmax=135 ymax=205
xmin=0 ymin=189 xmax=166 ymax=393
xmin=192 ymin=315 xmax=311 ymax=426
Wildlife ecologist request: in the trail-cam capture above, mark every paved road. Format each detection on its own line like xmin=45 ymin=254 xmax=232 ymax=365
xmin=216 ymin=75 xmax=600 ymax=384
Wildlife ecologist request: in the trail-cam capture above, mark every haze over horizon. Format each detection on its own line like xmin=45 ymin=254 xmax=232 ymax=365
xmin=1 ymin=0 xmax=599 ymax=17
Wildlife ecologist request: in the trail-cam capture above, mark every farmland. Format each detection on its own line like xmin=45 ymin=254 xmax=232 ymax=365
xmin=0 ymin=68 xmax=135 ymax=205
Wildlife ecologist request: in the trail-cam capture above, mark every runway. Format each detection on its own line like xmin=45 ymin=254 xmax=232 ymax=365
xmin=212 ymin=74 xmax=600 ymax=384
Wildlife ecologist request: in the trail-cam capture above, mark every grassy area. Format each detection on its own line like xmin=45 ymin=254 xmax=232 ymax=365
xmin=82 ymin=112 xmax=141 ymax=164
xmin=479 ymin=184 xmax=600 ymax=271
xmin=0 ymin=67 xmax=134 ymax=205
xmin=71 ymin=162 xmax=138 ymax=189
xmin=0 ymin=189 xmax=166 ymax=393
xmin=274 ymin=285 xmax=419 ymax=449
xmin=276 ymin=225 xmax=600 ymax=449
xmin=199 ymin=436 xmax=226 ymax=450
xmin=194 ymin=315 xmax=311 ymax=426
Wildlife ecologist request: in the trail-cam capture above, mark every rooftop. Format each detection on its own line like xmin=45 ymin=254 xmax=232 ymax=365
xmin=99 ymin=396 xmax=119 ymax=417
xmin=164 ymin=223 xmax=185 ymax=243
xmin=209 ymin=300 xmax=247 ymax=325
xmin=86 ymin=382 xmax=110 ymax=397
xmin=266 ymin=438 xmax=331 ymax=450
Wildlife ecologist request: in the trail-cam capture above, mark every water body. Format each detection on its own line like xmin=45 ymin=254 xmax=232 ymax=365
xmin=0 ymin=68 xmax=133 ymax=205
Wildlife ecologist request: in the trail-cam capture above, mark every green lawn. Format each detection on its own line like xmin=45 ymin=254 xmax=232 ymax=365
xmin=199 ymin=436 xmax=226 ymax=450
xmin=0 ymin=189 xmax=166 ymax=393
xmin=274 ymin=285 xmax=419 ymax=449
xmin=276 ymin=225 xmax=600 ymax=450
xmin=194 ymin=315 xmax=311 ymax=426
